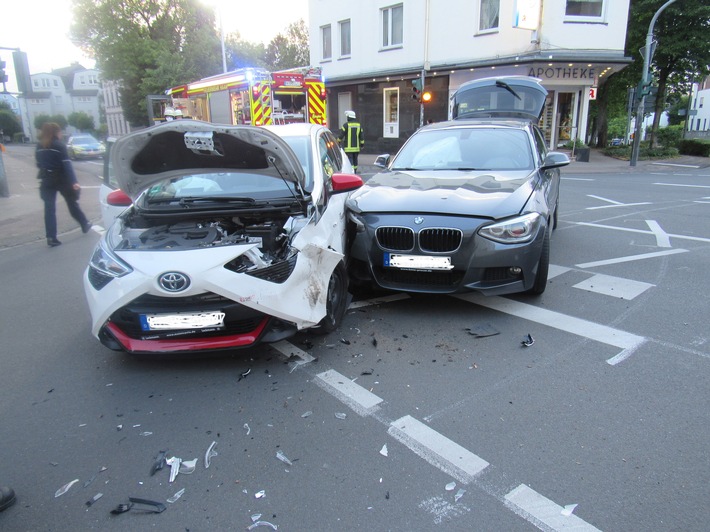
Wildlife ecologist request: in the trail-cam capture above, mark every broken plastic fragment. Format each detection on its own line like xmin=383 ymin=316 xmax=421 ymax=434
xmin=139 ymin=431 xmax=153 ymax=437
xmin=301 ymin=411 xmax=312 ymax=418
xmin=255 ymin=490 xmax=266 ymax=499
xmin=251 ymin=513 xmax=262 ymax=522
xmin=238 ymin=368 xmax=251 ymax=382
xmin=454 ymin=488 xmax=466 ymax=503
xmin=276 ymin=450 xmax=293 ymax=466
xmin=150 ymin=450 xmax=168 ymax=476
xmin=380 ymin=444 xmax=388 ymax=457
xmin=128 ymin=497 xmax=166 ymax=513
xmin=244 ymin=423 xmax=251 ymax=435
xmin=86 ymin=493 xmax=103 ymax=507
xmin=465 ymin=323 xmax=500 ymax=338
xmin=166 ymin=456 xmax=181 ymax=483
xmin=247 ymin=521 xmax=278 ymax=531
xmin=167 ymin=488 xmax=185 ymax=504
xmin=205 ymin=441 xmax=218 ymax=469
xmin=561 ymin=503 xmax=578 ymax=516
xmin=335 ymin=412 xmax=347 ymax=420
xmin=55 ymin=479 xmax=79 ymax=497
xmin=179 ymin=458 xmax=197 ymax=474
xmin=521 ymin=334 xmax=535 ymax=347
xmin=445 ymin=482 xmax=456 ymax=491
xmin=110 ymin=502 xmax=133 ymax=514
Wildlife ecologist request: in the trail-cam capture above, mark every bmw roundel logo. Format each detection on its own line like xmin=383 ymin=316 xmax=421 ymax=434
xmin=414 ymin=216 xmax=424 ymax=225
xmin=158 ymin=272 xmax=190 ymax=292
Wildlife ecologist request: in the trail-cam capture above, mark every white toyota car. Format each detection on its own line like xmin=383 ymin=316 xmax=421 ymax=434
xmin=84 ymin=121 xmax=362 ymax=355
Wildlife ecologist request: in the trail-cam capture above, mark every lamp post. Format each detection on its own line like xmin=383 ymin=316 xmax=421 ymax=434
xmin=630 ymin=0 xmax=677 ymax=167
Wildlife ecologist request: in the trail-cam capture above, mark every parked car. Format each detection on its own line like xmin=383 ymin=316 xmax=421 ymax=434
xmin=346 ymin=76 xmax=569 ymax=296
xmin=67 ymin=134 xmax=106 ymax=159
xmin=84 ymin=121 xmax=362 ymax=354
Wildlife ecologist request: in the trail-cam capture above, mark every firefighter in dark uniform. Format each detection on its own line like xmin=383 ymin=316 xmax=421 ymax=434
xmin=338 ymin=110 xmax=364 ymax=172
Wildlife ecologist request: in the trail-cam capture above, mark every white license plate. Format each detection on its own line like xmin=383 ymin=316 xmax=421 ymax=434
xmin=384 ymin=253 xmax=453 ymax=270
xmin=140 ymin=311 xmax=226 ymax=331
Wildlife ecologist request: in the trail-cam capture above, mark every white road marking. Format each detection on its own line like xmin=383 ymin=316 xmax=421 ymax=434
xmin=315 ymin=369 xmax=383 ymax=416
xmin=453 ymin=293 xmax=646 ymax=363
xmin=349 ymin=293 xmax=411 ymax=309
xmin=587 ymin=195 xmax=624 ymax=206
xmin=548 ymin=264 xmax=571 ymax=279
xmin=651 ymin=162 xmax=701 ymax=169
xmin=562 ymin=177 xmax=595 ymax=181
xmin=645 ymin=220 xmax=671 ymax=247
xmin=504 ymin=484 xmax=601 ymax=531
xmin=418 ymin=496 xmax=470 ymax=525
xmin=695 ymin=201 xmax=710 ymax=204
xmin=574 ymin=222 xmax=710 ymax=244
xmin=573 ymin=274 xmax=654 ymax=300
xmin=271 ymin=340 xmax=315 ymax=372
xmin=654 ymin=182 xmax=710 ymax=189
xmin=586 ymin=195 xmax=651 ymax=210
xmin=388 ymin=415 xmax=489 ymax=484
xmin=575 ymin=249 xmax=688 ymax=269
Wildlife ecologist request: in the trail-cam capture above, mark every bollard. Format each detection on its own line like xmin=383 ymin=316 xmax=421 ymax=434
xmin=0 ymin=144 xmax=10 ymax=198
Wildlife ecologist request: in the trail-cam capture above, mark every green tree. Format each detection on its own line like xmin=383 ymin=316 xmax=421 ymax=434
xmin=264 ymin=19 xmax=310 ymax=71
xmin=68 ymin=111 xmax=96 ymax=132
xmin=224 ymin=33 xmax=267 ymax=70
xmin=0 ymin=102 xmax=22 ymax=139
xmin=666 ymin=94 xmax=689 ymax=126
xmin=34 ymin=114 xmax=68 ymax=131
xmin=71 ymin=0 xmax=222 ymax=127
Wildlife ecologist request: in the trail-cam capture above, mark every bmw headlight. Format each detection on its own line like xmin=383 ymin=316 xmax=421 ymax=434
xmin=478 ymin=213 xmax=542 ymax=244
xmin=89 ymin=241 xmax=133 ymax=278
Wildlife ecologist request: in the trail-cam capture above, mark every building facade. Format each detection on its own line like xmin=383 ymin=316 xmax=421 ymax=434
xmin=102 ymin=79 xmax=132 ymax=137
xmin=309 ymin=0 xmax=632 ymax=153
xmin=687 ymin=76 xmax=710 ymax=139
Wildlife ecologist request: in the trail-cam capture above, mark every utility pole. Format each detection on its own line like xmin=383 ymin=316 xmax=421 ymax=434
xmin=630 ymin=0 xmax=677 ymax=167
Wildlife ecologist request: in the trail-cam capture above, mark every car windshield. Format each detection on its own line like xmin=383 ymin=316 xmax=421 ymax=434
xmin=390 ymin=127 xmax=533 ymax=171
xmin=143 ymin=172 xmax=298 ymax=203
xmin=72 ymin=136 xmax=99 ymax=145
xmin=275 ymin=136 xmax=314 ymax=191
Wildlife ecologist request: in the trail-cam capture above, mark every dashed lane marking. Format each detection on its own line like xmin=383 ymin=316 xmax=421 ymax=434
xmin=505 ymin=484 xmax=601 ymax=531
xmin=315 ymin=369 xmax=383 ymax=416
xmin=574 ymin=222 xmax=710 ymax=244
xmin=575 ymin=249 xmax=688 ymax=269
xmin=653 ymin=182 xmax=710 ymax=189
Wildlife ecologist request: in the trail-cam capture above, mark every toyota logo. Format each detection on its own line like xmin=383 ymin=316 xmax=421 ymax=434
xmin=158 ymin=272 xmax=190 ymax=292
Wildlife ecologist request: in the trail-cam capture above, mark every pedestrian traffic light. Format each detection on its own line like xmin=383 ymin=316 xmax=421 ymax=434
xmin=0 ymin=60 xmax=8 ymax=85
xmin=421 ymin=90 xmax=432 ymax=103
xmin=412 ymin=79 xmax=423 ymax=102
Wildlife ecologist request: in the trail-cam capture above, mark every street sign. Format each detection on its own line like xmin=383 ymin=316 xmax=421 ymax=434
xmin=589 ymin=87 xmax=597 ymax=100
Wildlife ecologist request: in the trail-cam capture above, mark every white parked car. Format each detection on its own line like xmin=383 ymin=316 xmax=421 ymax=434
xmin=84 ymin=121 xmax=362 ymax=355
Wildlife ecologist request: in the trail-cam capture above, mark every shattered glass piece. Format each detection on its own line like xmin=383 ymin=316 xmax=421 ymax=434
xmin=238 ymin=368 xmax=252 ymax=382
xmin=247 ymin=521 xmax=278 ymax=531
xmin=276 ymin=450 xmax=292 ymax=466
xmin=445 ymin=482 xmax=456 ymax=491
xmin=244 ymin=423 xmax=251 ymax=436
xmin=465 ymin=323 xmax=500 ymax=338
xmin=139 ymin=431 xmax=153 ymax=437
xmin=521 ymin=334 xmax=535 ymax=347
xmin=255 ymin=490 xmax=266 ymax=499
xmin=335 ymin=412 xmax=347 ymax=420
xmin=54 ymin=479 xmax=79 ymax=497
xmin=166 ymin=456 xmax=181 ymax=483
xmin=83 ymin=475 xmax=96 ymax=488
xmin=251 ymin=513 xmax=262 ymax=522
xmin=380 ymin=444 xmax=388 ymax=457
xmin=301 ymin=411 xmax=312 ymax=418
xmin=128 ymin=497 xmax=167 ymax=513
xmin=561 ymin=503 xmax=578 ymax=516
xmin=167 ymin=488 xmax=185 ymax=504
xmin=340 ymin=338 xmax=350 ymax=345
xmin=361 ymin=369 xmax=374 ymax=376
xmin=179 ymin=459 xmax=198 ymax=474
xmin=150 ymin=450 xmax=168 ymax=476
xmin=110 ymin=502 xmax=133 ymax=514
xmin=205 ymin=441 xmax=218 ymax=469
xmin=86 ymin=493 xmax=103 ymax=507
xmin=117 ymin=425 xmax=123 ymax=431
xmin=455 ymin=488 xmax=466 ymax=503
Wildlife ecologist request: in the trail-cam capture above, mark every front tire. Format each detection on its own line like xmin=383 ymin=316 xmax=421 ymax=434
xmin=527 ymin=227 xmax=550 ymax=295
xmin=314 ymin=262 xmax=349 ymax=334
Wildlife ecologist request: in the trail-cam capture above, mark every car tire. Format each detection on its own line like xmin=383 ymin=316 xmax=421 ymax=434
xmin=552 ymin=199 xmax=559 ymax=230
xmin=313 ymin=262 xmax=349 ymax=334
xmin=527 ymin=226 xmax=550 ymax=295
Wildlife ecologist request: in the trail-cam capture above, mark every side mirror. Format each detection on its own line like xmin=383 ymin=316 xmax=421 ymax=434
xmin=332 ymin=173 xmax=364 ymax=193
xmin=541 ymin=151 xmax=571 ymax=170
xmin=107 ymin=189 xmax=132 ymax=207
xmin=374 ymin=154 xmax=390 ymax=168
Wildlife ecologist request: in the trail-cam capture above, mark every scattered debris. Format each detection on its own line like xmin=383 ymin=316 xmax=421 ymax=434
xmin=335 ymin=412 xmax=347 ymax=420
xmin=255 ymin=490 xmax=266 ymax=499
xmin=150 ymin=450 xmax=168 ymax=476
xmin=179 ymin=459 xmax=197 ymax=474
xmin=465 ymin=323 xmax=500 ymax=338
xmin=301 ymin=411 xmax=312 ymax=418
xmin=372 ymin=337 xmax=378 ymax=347
xmin=55 ymin=479 xmax=79 ymax=498
xmin=167 ymin=488 xmax=185 ymax=504
xmin=86 ymin=493 xmax=103 ymax=507
xmin=251 ymin=514 xmax=262 ymax=522
xmin=244 ymin=423 xmax=251 ymax=436
xmin=205 ymin=441 xmax=218 ymax=468
xmin=276 ymin=450 xmax=293 ymax=466
xmin=247 ymin=521 xmax=278 ymax=530
xmin=238 ymin=368 xmax=252 ymax=382
xmin=166 ymin=456 xmax=181 ymax=483
xmin=561 ymin=503 xmax=578 ymax=516
xmin=139 ymin=432 xmax=153 ymax=437
xmin=380 ymin=444 xmax=388 ymax=457
xmin=111 ymin=497 xmax=166 ymax=514
xmin=116 ymin=425 xmax=123 ymax=431
xmin=454 ymin=489 xmax=466 ymax=503
xmin=445 ymin=482 xmax=456 ymax=491
xmin=360 ymin=369 xmax=374 ymax=376
xmin=340 ymin=338 xmax=351 ymax=345
xmin=521 ymin=334 xmax=535 ymax=347
xmin=110 ymin=502 xmax=133 ymax=514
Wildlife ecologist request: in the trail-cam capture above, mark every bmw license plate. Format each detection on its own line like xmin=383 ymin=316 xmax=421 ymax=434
xmin=140 ymin=311 xmax=226 ymax=331
xmin=384 ymin=253 xmax=453 ymax=270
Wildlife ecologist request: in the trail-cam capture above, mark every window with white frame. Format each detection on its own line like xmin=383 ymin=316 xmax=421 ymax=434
xmin=479 ymin=0 xmax=500 ymax=32
xmin=565 ymin=0 xmax=604 ymax=18
xmin=339 ymin=19 xmax=351 ymax=57
xmin=321 ymin=25 xmax=332 ymax=61
xmin=381 ymin=4 xmax=403 ymax=48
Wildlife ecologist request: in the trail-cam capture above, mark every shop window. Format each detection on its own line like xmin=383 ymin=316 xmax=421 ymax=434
xmin=381 ymin=4 xmax=403 ymax=49
xmin=321 ymin=25 xmax=332 ymax=61
xmin=479 ymin=0 xmax=500 ymax=32
xmin=339 ymin=19 xmax=351 ymax=57
xmin=565 ymin=0 xmax=604 ymax=19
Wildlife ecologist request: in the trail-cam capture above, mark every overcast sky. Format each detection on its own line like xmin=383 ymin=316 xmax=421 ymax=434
xmin=2 ymin=0 xmax=309 ymax=93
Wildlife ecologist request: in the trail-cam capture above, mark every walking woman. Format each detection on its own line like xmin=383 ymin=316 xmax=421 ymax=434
xmin=35 ymin=122 xmax=91 ymax=247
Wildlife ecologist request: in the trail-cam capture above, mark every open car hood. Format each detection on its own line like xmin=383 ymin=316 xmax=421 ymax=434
xmin=451 ymin=76 xmax=548 ymax=122
xmin=111 ymin=120 xmax=306 ymax=198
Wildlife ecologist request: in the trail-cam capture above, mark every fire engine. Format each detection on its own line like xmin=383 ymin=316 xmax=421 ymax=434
xmin=161 ymin=67 xmax=327 ymax=127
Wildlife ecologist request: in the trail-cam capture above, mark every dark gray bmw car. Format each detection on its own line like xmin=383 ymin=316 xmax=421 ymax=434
xmin=346 ymin=76 xmax=570 ymax=296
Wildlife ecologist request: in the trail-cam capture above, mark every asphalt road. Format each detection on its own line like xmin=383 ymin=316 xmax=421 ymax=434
xmin=0 ymin=147 xmax=709 ymax=530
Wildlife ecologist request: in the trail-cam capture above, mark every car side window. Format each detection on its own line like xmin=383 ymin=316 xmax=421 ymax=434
xmin=318 ymin=135 xmax=336 ymax=180
xmin=533 ymin=127 xmax=548 ymax=164
xmin=324 ymin=131 xmax=343 ymax=170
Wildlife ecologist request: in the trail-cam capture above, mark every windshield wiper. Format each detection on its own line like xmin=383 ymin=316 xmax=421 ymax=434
xmin=178 ymin=196 xmax=256 ymax=205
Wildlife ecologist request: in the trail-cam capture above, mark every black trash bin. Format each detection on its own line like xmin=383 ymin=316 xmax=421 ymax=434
xmin=575 ymin=147 xmax=590 ymax=162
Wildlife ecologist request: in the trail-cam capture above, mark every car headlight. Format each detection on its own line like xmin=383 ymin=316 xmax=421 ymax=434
xmin=478 ymin=213 xmax=542 ymax=244
xmin=89 ymin=241 xmax=133 ymax=278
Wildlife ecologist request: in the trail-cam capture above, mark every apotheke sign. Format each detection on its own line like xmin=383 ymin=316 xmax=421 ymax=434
xmin=528 ymin=66 xmax=596 ymax=80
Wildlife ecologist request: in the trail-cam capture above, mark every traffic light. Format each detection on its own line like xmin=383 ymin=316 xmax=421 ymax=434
xmin=412 ymin=78 xmax=422 ymax=102
xmin=421 ymin=90 xmax=432 ymax=103
xmin=0 ymin=60 xmax=8 ymax=85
